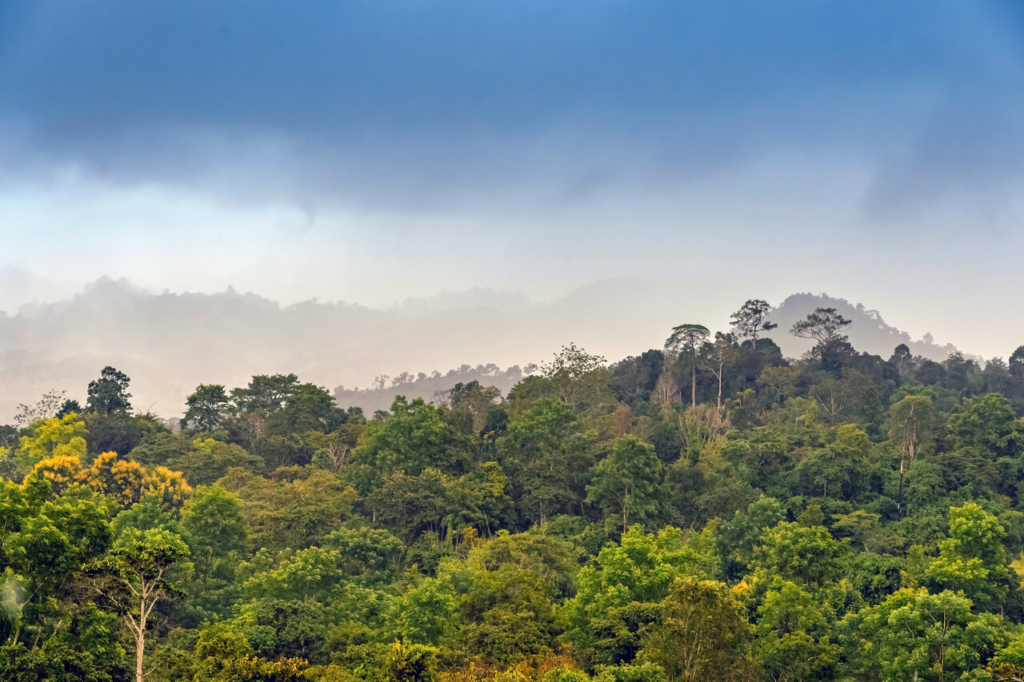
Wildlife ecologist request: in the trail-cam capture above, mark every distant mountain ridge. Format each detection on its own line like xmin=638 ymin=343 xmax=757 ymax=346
xmin=335 ymin=364 xmax=530 ymax=415
xmin=0 ymin=278 xmax=963 ymax=422
xmin=766 ymin=293 xmax=960 ymax=362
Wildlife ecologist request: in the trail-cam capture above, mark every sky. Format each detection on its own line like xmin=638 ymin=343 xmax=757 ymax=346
xmin=2 ymin=0 xmax=1024 ymax=358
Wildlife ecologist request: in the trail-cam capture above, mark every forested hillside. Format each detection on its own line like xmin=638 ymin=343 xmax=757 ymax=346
xmin=3 ymin=300 xmax=1024 ymax=681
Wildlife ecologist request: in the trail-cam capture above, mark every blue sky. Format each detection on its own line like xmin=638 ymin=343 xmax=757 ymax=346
xmin=1 ymin=1 xmax=1024 ymax=356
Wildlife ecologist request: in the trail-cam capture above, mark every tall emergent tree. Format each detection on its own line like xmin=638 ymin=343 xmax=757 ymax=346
xmin=702 ymin=332 xmax=738 ymax=409
xmin=790 ymin=307 xmax=852 ymax=346
xmin=887 ymin=394 xmax=934 ymax=514
xmin=665 ymin=324 xmax=710 ymax=408
xmin=791 ymin=307 xmax=854 ymax=372
xmin=730 ymin=299 xmax=777 ymax=348
xmin=87 ymin=366 xmax=133 ymax=415
xmin=229 ymin=373 xmax=300 ymax=446
xmin=181 ymin=384 xmax=230 ymax=432
xmin=85 ymin=529 xmax=193 ymax=682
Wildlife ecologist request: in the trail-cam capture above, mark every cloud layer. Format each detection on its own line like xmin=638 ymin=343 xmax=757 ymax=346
xmin=1 ymin=1 xmax=1024 ymax=357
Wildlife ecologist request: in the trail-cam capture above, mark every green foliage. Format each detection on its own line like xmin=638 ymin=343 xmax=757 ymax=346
xmin=180 ymin=484 xmax=247 ymax=619
xmin=839 ymin=587 xmax=1008 ymax=681
xmin=387 ymin=577 xmax=459 ymax=645
xmin=7 ymin=329 xmax=1024 ymax=679
xmin=797 ymin=423 xmax=872 ymax=500
xmin=926 ymin=502 xmax=1017 ymax=612
xmin=587 ymin=436 xmax=664 ymax=532
xmin=641 ymin=576 xmax=754 ymax=682
xmin=220 ymin=467 xmax=357 ymax=552
xmin=352 ymin=397 xmax=461 ymax=495
xmin=949 ymin=392 xmax=1022 ymax=458
xmin=754 ymin=579 xmax=839 ymax=681
xmin=87 ymin=366 xmax=133 ymax=415
xmin=380 ymin=640 xmax=439 ymax=682
xmin=540 ymin=343 xmax=612 ymax=415
xmin=498 ymin=399 xmax=596 ymax=526
xmin=442 ymin=530 xmax=578 ymax=664
xmin=718 ymin=495 xmax=785 ymax=578
xmin=561 ymin=526 xmax=716 ymax=657
xmin=167 ymin=437 xmax=264 ymax=486
xmin=181 ymin=384 xmax=230 ymax=432
xmin=325 ymin=526 xmax=404 ymax=586
xmin=752 ymin=521 xmax=844 ymax=587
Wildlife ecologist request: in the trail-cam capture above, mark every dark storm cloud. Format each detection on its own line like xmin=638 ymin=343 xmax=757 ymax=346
xmin=0 ymin=0 xmax=1023 ymax=216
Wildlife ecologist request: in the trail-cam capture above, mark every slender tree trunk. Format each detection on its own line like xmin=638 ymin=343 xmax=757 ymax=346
xmin=897 ymin=457 xmax=906 ymax=516
xmin=135 ymin=624 xmax=145 ymax=682
xmin=717 ymin=361 xmax=723 ymax=409
xmin=691 ymin=364 xmax=696 ymax=409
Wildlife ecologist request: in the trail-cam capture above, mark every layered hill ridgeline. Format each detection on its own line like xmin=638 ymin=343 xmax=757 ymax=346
xmin=2 ymin=302 xmax=1024 ymax=680
xmin=331 ymin=292 xmax=961 ymax=413
xmin=335 ymin=364 xmax=530 ymax=416
xmin=0 ymin=276 xmax=965 ymax=421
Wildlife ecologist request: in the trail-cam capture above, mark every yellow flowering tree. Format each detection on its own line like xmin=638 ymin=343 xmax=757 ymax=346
xmin=84 ymin=452 xmax=148 ymax=506
xmin=26 ymin=454 xmax=83 ymax=494
xmin=145 ymin=466 xmax=193 ymax=512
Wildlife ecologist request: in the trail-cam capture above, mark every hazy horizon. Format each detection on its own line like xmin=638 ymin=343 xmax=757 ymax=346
xmin=0 ymin=271 xmax=1016 ymax=359
xmin=0 ymin=276 xmax=988 ymax=423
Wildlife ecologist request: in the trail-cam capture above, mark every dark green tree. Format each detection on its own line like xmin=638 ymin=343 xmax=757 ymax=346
xmin=665 ymin=324 xmax=710 ymax=409
xmin=730 ymin=299 xmax=777 ymax=349
xmin=181 ymin=384 xmax=230 ymax=432
xmin=86 ymin=366 xmax=133 ymax=415
xmin=587 ymin=436 xmax=664 ymax=532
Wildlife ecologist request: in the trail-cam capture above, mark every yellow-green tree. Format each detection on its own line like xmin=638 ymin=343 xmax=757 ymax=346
xmin=17 ymin=414 xmax=87 ymax=466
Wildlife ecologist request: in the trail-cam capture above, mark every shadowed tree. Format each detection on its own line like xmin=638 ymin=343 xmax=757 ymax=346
xmin=791 ymin=308 xmax=854 ymax=373
xmin=730 ymin=299 xmax=777 ymax=349
xmin=790 ymin=307 xmax=852 ymax=346
xmin=701 ymin=332 xmax=738 ymax=409
xmin=181 ymin=384 xmax=230 ymax=432
xmin=890 ymin=343 xmax=914 ymax=375
xmin=1011 ymin=345 xmax=1024 ymax=379
xmin=665 ymin=324 xmax=710 ymax=409
xmin=87 ymin=366 xmax=133 ymax=415
xmin=56 ymin=398 xmax=82 ymax=419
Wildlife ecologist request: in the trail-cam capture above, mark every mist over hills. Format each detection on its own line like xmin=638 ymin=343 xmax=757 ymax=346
xmin=0 ymin=278 xmax=962 ymax=422
xmin=764 ymin=293 xmax=962 ymax=361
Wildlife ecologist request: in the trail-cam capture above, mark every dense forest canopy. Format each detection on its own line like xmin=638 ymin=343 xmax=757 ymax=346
xmin=3 ymin=299 xmax=1024 ymax=681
